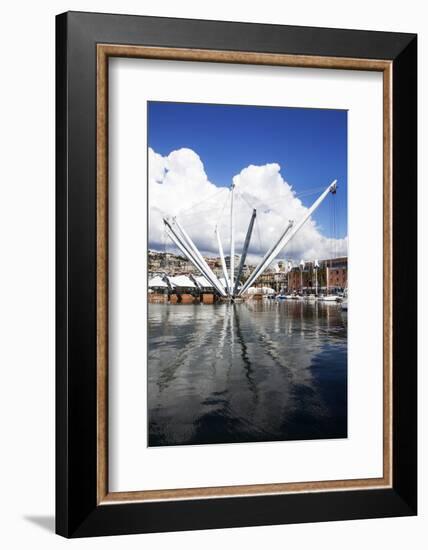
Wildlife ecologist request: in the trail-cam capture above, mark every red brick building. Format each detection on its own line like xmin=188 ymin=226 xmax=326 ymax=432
xmin=326 ymin=265 xmax=347 ymax=289
xmin=287 ymin=257 xmax=347 ymax=293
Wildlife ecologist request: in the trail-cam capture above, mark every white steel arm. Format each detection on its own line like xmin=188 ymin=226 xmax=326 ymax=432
xmin=233 ymin=208 xmax=257 ymax=296
xmin=163 ymin=219 xmax=227 ymax=297
xmin=215 ymin=226 xmax=231 ymax=294
xmin=229 ymin=183 xmax=235 ymax=290
xmin=172 ymin=218 xmax=226 ymax=295
xmin=238 ymin=179 xmax=337 ymax=296
xmin=238 ymin=221 xmax=294 ymax=296
xmin=165 ymin=228 xmax=227 ymax=297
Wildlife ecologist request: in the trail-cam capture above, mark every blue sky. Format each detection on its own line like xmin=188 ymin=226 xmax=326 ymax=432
xmin=148 ymin=101 xmax=347 ymax=239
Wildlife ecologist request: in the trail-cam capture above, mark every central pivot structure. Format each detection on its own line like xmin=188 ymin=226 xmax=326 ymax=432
xmin=163 ymin=179 xmax=337 ymax=299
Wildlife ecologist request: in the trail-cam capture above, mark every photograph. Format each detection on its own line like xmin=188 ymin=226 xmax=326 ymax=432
xmin=147 ymin=101 xmax=349 ymax=447
xmin=0 ymin=1 xmax=420 ymax=544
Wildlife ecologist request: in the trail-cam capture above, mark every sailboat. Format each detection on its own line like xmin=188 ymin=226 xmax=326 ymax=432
xmin=320 ymin=294 xmax=341 ymax=302
xmin=319 ymin=210 xmax=343 ymax=303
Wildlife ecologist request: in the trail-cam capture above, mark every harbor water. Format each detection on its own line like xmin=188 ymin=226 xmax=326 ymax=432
xmin=148 ymin=300 xmax=347 ymax=446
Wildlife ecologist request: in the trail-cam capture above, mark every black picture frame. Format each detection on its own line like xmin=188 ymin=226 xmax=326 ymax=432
xmin=56 ymin=11 xmax=417 ymax=538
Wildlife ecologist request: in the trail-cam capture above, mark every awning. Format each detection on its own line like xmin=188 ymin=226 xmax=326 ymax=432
xmin=148 ymin=275 xmax=168 ymax=288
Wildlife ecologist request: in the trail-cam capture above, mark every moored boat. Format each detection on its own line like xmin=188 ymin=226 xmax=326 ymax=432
xmin=319 ymin=294 xmax=341 ymax=302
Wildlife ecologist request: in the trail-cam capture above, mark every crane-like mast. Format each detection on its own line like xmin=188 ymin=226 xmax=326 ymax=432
xmin=164 ymin=178 xmax=337 ymax=300
xmin=215 ymin=225 xmax=231 ymax=294
xmin=238 ymin=179 xmax=337 ymax=297
xmin=163 ymin=218 xmax=227 ymax=297
xmin=233 ymin=208 xmax=257 ymax=296
xmin=238 ymin=220 xmax=294 ymax=297
xmin=229 ymin=182 xmax=235 ymax=291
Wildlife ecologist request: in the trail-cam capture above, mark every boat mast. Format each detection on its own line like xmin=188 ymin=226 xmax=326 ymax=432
xmin=314 ymin=259 xmax=319 ymax=295
xmin=325 ymin=266 xmax=331 ymax=296
xmin=300 ymin=259 xmax=305 ymax=293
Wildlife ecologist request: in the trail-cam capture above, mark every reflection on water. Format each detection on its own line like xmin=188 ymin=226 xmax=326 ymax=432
xmin=148 ymin=301 xmax=347 ymax=446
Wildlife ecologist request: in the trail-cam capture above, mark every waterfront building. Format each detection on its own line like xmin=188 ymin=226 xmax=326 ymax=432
xmin=257 ymin=271 xmax=289 ymax=292
xmin=287 ymin=257 xmax=348 ymax=294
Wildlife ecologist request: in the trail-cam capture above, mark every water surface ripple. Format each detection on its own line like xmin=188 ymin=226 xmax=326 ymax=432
xmin=148 ymin=301 xmax=347 ymax=446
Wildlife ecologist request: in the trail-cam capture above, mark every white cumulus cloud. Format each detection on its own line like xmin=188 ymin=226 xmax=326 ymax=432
xmin=149 ymin=147 xmax=347 ymax=264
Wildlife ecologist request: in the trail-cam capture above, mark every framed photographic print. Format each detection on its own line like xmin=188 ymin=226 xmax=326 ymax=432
xmin=56 ymin=11 xmax=417 ymax=537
